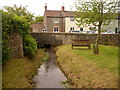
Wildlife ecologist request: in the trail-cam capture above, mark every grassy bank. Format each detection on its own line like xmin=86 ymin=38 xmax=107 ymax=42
xmin=56 ymin=44 xmax=118 ymax=88
xmin=2 ymin=49 xmax=49 ymax=88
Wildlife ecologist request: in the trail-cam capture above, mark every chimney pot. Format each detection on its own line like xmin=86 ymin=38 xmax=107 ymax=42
xmin=45 ymin=3 xmax=47 ymax=11
xmin=62 ymin=6 xmax=65 ymax=11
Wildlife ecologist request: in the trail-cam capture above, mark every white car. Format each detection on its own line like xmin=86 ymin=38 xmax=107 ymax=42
xmin=102 ymin=31 xmax=115 ymax=34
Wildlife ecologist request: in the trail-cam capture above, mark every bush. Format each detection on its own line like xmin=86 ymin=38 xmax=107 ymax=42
xmin=2 ymin=46 xmax=11 ymax=64
xmin=23 ymin=35 xmax=37 ymax=58
xmin=2 ymin=10 xmax=38 ymax=63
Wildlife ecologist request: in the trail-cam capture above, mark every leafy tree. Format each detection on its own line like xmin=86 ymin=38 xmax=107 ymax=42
xmin=2 ymin=11 xmax=37 ymax=64
xmin=3 ymin=4 xmax=34 ymax=23
xmin=74 ymin=0 xmax=118 ymax=54
xmin=33 ymin=16 xmax=44 ymax=23
xmin=2 ymin=11 xmax=15 ymax=63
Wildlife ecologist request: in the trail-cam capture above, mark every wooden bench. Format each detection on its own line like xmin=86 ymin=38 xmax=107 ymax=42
xmin=72 ymin=40 xmax=91 ymax=49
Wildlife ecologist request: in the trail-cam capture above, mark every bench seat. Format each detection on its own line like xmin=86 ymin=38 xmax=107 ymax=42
xmin=72 ymin=40 xmax=91 ymax=49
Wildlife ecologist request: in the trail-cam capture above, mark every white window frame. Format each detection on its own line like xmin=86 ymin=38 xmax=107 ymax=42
xmin=53 ymin=18 xmax=59 ymax=23
xmin=53 ymin=27 xmax=59 ymax=32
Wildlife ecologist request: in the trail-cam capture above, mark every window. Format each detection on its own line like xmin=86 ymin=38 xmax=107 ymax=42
xmin=42 ymin=29 xmax=47 ymax=32
xmin=70 ymin=27 xmax=74 ymax=31
xmin=70 ymin=17 xmax=74 ymax=21
xmin=53 ymin=18 xmax=59 ymax=23
xmin=80 ymin=28 xmax=83 ymax=31
xmin=115 ymin=27 xmax=118 ymax=33
xmin=53 ymin=27 xmax=59 ymax=32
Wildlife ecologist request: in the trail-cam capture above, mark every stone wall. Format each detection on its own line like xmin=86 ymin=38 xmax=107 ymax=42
xmin=9 ymin=31 xmax=23 ymax=58
xmin=31 ymin=33 xmax=120 ymax=47
xmin=46 ymin=17 xmax=64 ymax=32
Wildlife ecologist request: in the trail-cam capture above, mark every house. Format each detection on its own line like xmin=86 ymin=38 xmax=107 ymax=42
xmin=31 ymin=4 xmax=88 ymax=33
xmin=31 ymin=4 xmax=118 ymax=33
xmin=101 ymin=17 xmax=118 ymax=33
xmin=31 ymin=23 xmax=46 ymax=33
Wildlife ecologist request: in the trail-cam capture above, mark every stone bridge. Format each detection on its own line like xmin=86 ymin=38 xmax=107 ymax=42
xmin=31 ymin=33 xmax=119 ymax=47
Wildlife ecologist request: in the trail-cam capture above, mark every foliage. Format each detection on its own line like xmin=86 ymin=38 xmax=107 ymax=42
xmin=23 ymin=35 xmax=37 ymax=58
xmin=89 ymin=26 xmax=96 ymax=30
xmin=3 ymin=4 xmax=34 ymax=23
xmin=75 ymin=0 xmax=118 ymax=27
xmin=74 ymin=0 xmax=118 ymax=54
xmin=2 ymin=9 xmax=37 ymax=62
xmin=2 ymin=43 xmax=11 ymax=64
xmin=2 ymin=11 xmax=14 ymax=63
xmin=3 ymin=49 xmax=49 ymax=88
xmin=33 ymin=16 xmax=44 ymax=24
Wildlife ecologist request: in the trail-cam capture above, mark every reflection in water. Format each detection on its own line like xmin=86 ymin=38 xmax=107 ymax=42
xmin=33 ymin=52 xmax=68 ymax=88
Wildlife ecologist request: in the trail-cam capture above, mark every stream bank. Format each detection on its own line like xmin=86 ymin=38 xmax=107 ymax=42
xmin=33 ymin=48 xmax=68 ymax=88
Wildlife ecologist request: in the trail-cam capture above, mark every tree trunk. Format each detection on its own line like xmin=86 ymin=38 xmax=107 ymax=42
xmin=93 ymin=24 xmax=101 ymax=54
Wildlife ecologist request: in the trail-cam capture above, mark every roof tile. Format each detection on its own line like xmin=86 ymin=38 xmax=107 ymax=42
xmin=45 ymin=10 xmax=75 ymax=17
xmin=31 ymin=23 xmax=45 ymax=29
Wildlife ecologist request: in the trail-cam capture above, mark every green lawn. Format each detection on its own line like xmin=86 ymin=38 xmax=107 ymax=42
xmin=2 ymin=49 xmax=49 ymax=88
xmin=56 ymin=44 xmax=118 ymax=88
xmin=74 ymin=45 xmax=118 ymax=72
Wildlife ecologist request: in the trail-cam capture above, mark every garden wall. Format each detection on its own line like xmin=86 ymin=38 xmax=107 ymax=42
xmin=31 ymin=33 xmax=120 ymax=46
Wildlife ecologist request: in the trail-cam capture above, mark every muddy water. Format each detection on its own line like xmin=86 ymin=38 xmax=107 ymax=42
xmin=33 ymin=50 xmax=68 ymax=88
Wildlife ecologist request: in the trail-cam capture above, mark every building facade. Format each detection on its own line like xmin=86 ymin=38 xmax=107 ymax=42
xmin=31 ymin=4 xmax=118 ymax=33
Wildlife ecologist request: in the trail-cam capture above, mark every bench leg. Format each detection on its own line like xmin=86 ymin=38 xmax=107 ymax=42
xmin=72 ymin=44 xmax=73 ymax=49
xmin=72 ymin=45 xmax=73 ymax=49
xmin=88 ymin=45 xmax=91 ymax=49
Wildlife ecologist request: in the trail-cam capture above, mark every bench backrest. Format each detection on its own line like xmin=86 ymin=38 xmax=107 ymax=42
xmin=72 ymin=40 xmax=90 ymax=45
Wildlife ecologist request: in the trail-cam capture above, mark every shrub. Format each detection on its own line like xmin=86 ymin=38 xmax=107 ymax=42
xmin=23 ymin=35 xmax=37 ymax=58
xmin=2 ymin=10 xmax=37 ymax=63
xmin=2 ymin=46 xmax=11 ymax=64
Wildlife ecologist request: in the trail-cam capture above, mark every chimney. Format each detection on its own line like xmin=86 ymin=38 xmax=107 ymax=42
xmin=62 ymin=6 xmax=65 ymax=11
xmin=45 ymin=3 xmax=47 ymax=11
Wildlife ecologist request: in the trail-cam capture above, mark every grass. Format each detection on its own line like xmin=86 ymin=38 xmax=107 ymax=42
xmin=56 ymin=44 xmax=118 ymax=88
xmin=2 ymin=49 xmax=49 ymax=88
xmin=74 ymin=45 xmax=118 ymax=72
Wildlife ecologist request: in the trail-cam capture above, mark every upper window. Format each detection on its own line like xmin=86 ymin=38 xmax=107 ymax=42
xmin=53 ymin=18 xmax=59 ymax=23
xmin=53 ymin=27 xmax=59 ymax=32
xmin=70 ymin=17 xmax=75 ymax=21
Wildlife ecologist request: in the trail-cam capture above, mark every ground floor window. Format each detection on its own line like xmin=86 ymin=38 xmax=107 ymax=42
xmin=53 ymin=27 xmax=59 ymax=32
xmin=80 ymin=28 xmax=83 ymax=31
xmin=42 ymin=29 xmax=47 ymax=32
xmin=70 ymin=27 xmax=74 ymax=31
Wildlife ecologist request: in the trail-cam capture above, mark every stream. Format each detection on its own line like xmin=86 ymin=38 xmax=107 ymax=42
xmin=33 ymin=49 xmax=68 ymax=88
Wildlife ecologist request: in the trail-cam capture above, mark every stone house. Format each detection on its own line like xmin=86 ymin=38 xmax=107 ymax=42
xmin=31 ymin=4 xmax=118 ymax=33
xmin=31 ymin=23 xmax=46 ymax=33
xmin=31 ymin=5 xmax=84 ymax=33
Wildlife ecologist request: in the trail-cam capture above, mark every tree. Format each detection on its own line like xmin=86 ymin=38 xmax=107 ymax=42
xmin=3 ymin=4 xmax=34 ymax=23
xmin=74 ymin=0 xmax=118 ymax=54
xmin=33 ymin=16 xmax=44 ymax=23
xmin=2 ymin=11 xmax=37 ymax=63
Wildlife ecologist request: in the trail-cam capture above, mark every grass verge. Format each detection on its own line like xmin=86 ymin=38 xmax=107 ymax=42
xmin=2 ymin=49 xmax=49 ymax=88
xmin=56 ymin=44 xmax=118 ymax=88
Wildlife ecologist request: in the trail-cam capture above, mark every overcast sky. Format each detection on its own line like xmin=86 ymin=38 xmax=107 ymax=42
xmin=0 ymin=0 xmax=76 ymax=16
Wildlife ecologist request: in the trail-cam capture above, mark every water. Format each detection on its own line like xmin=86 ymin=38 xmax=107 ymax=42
xmin=33 ymin=51 xmax=68 ymax=88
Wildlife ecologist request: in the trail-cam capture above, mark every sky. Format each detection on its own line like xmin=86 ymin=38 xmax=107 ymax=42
xmin=0 ymin=0 xmax=76 ymax=16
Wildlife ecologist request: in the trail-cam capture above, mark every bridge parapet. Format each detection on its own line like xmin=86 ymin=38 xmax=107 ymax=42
xmin=31 ymin=33 xmax=119 ymax=47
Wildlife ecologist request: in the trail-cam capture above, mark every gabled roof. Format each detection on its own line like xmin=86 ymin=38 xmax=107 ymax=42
xmin=45 ymin=10 xmax=62 ymax=17
xmin=62 ymin=11 xmax=75 ymax=17
xmin=31 ymin=23 xmax=45 ymax=29
xmin=45 ymin=10 xmax=75 ymax=17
